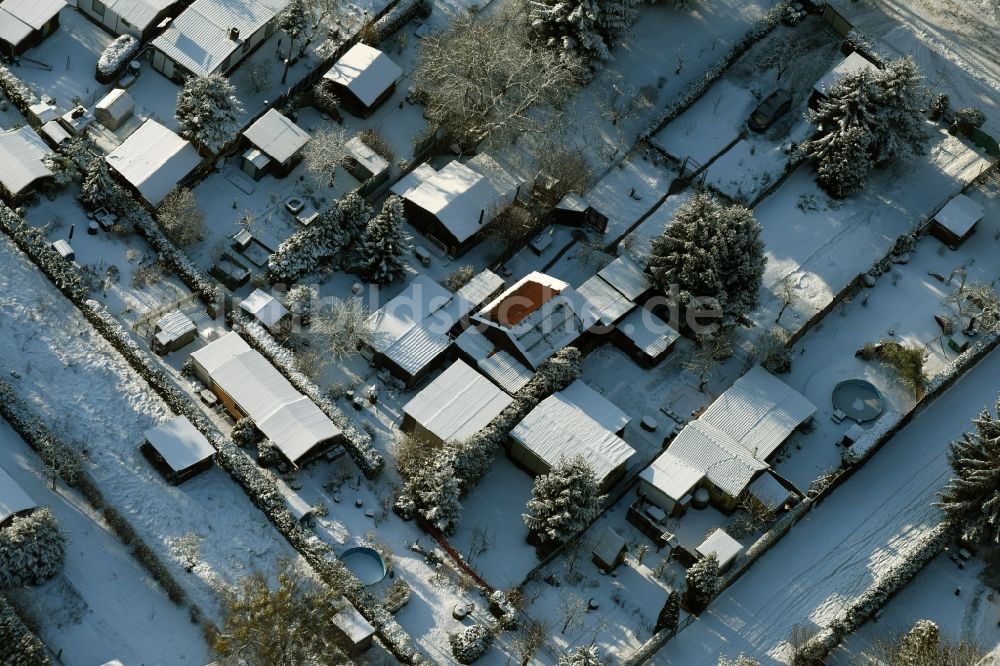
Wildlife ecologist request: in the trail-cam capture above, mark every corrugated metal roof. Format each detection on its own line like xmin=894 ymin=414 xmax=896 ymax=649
xmin=257 ymin=395 xmax=342 ymax=465
xmin=403 ymin=359 xmax=513 ymax=443
xmin=511 ymin=383 xmax=635 ymax=485
xmin=367 ymin=275 xmax=453 ymax=354
xmin=454 ymin=327 xmax=492 ymax=362
xmin=456 ymin=269 xmax=504 ymax=308
xmin=0 ymin=0 xmax=64 ymax=30
xmin=243 ymin=109 xmax=310 ymax=164
xmin=697 ymin=528 xmax=742 ymax=569
xmin=324 ymin=43 xmax=402 ymax=108
xmin=576 ymin=274 xmax=635 ymax=326
xmin=212 ymin=351 xmax=301 ymax=420
xmin=477 ymin=350 xmax=532 ymax=394
xmin=240 ymin=288 xmax=289 ymax=328
xmin=700 ymin=366 xmax=816 ymax=461
xmin=0 ymin=9 xmax=32 ymax=46
xmin=560 ymin=380 xmax=630 ymax=432
xmin=639 ymin=451 xmax=702 ymax=500
xmin=155 ymin=310 xmax=196 ymax=340
xmin=107 ymin=0 xmax=173 ymax=30
xmin=662 ymin=420 xmax=768 ymax=497
xmin=143 ymin=415 xmax=214 ymax=472
xmin=190 ymin=331 xmax=252 ymax=376
xmin=616 ymin=307 xmax=679 ymax=358
xmin=0 ymin=126 xmax=52 ymax=195
xmin=105 ymin=120 xmax=200 ymax=205
xmin=598 ymin=255 xmax=650 ymax=301
xmin=152 ymin=0 xmax=289 ymax=77
xmin=0 ymin=465 xmax=35 ymax=524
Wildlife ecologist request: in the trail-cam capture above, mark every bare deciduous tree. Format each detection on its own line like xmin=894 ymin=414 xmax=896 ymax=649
xmin=558 ymin=591 xmax=588 ymax=634
xmin=302 ymin=126 xmax=349 ymax=187
xmin=157 ymin=187 xmax=204 ymax=247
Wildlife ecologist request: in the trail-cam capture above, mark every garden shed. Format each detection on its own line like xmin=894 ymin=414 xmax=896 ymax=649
xmin=598 ymin=255 xmax=652 ymax=303
xmin=576 ymin=273 xmax=635 ymax=327
xmin=614 ymin=307 xmax=680 ymax=367
xmin=241 ymin=109 xmax=310 ymax=178
xmin=152 ymin=310 xmax=197 ymax=354
xmin=592 ymin=526 xmax=627 ymax=573
xmin=343 ymin=135 xmax=389 ymax=193
xmin=95 ymin=88 xmax=135 ymax=131
xmin=141 ymin=415 xmax=215 ymax=484
xmin=240 ymin=288 xmax=289 ymax=333
xmin=929 ymin=192 xmax=985 ymax=247
xmin=0 ymin=465 xmax=36 ymax=526
xmin=105 ymin=119 xmax=201 ymax=206
xmin=0 ymin=0 xmax=65 ymax=57
xmin=696 ymin=528 xmax=742 ymax=572
xmin=78 ymin=0 xmax=177 ymax=40
xmin=323 ymin=43 xmax=402 ymax=117
xmin=0 ymin=126 xmax=53 ymax=201
xmin=332 ymin=602 xmax=375 ymax=656
xmin=810 ymin=51 xmax=879 ymax=108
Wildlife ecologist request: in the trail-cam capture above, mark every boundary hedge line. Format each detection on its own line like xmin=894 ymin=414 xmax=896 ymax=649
xmin=0 ymin=594 xmax=50 ymax=666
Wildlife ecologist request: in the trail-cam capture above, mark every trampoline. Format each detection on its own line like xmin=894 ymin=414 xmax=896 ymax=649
xmin=832 ymin=379 xmax=884 ymax=423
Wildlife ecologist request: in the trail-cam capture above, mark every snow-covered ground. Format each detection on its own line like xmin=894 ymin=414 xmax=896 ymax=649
xmin=655 ymin=345 xmax=1000 ymax=664
xmin=0 ymin=235 xmax=299 ymax=628
xmin=0 ymin=423 xmax=209 ymax=666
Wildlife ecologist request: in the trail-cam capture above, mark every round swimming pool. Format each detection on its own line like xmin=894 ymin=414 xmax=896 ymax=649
xmin=832 ymin=379 xmax=884 ymax=423
xmin=341 ymin=547 xmax=387 ymax=586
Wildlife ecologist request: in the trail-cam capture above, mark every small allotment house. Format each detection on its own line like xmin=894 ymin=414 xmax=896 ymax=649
xmin=323 ymin=43 xmax=402 ymax=117
xmin=929 ymin=193 xmax=985 ymax=247
xmin=141 ymin=415 xmax=215 ymax=484
xmin=0 ymin=0 xmax=65 ymax=57
xmin=0 ymin=465 xmax=37 ymax=527
xmin=402 ymin=359 xmax=513 ymax=448
xmin=94 ymin=88 xmax=135 ymax=132
xmin=696 ymin=528 xmax=742 ymax=572
xmin=152 ymin=310 xmax=197 ymax=354
xmin=614 ymin=307 xmax=680 ymax=367
xmin=105 ymin=119 xmax=201 ymax=206
xmin=344 ymin=135 xmax=390 ymax=195
xmin=509 ymin=379 xmax=635 ymax=491
xmin=332 ymin=602 xmax=375 ymax=657
xmin=453 ymin=326 xmax=535 ymax=395
xmin=78 ymin=0 xmax=178 ymax=41
xmin=397 ymin=154 xmax=525 ymax=256
xmin=240 ymin=288 xmax=290 ymax=333
xmin=241 ymin=109 xmax=310 ymax=180
xmin=591 ymin=526 xmax=627 ymax=573
xmin=0 ymin=126 xmax=53 ymax=202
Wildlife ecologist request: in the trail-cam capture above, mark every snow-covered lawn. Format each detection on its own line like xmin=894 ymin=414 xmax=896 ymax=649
xmin=656 ymin=345 xmax=1000 ymax=664
xmin=0 ymin=235 xmax=299 ymax=625
xmin=0 ymin=423 xmax=209 ymax=666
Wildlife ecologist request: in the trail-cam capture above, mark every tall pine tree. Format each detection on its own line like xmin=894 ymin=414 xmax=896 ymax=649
xmin=939 ymin=396 xmax=1000 ymax=544
xmin=530 ymin=0 xmax=638 ymax=66
xmin=523 ymin=455 xmax=605 ymax=545
xmin=358 ymin=195 xmax=407 ymax=284
xmin=557 ymin=644 xmax=606 ymax=666
xmin=647 ymin=193 xmax=765 ymax=329
xmin=684 ymin=553 xmax=720 ymax=614
xmin=175 ymin=74 xmax=244 ymax=154
xmin=654 ymin=590 xmax=680 ymax=635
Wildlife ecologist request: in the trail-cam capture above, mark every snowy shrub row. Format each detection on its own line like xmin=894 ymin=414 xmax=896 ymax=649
xmin=841 ymin=409 xmax=903 ymax=467
xmin=843 ymin=29 xmax=887 ymax=68
xmin=449 ymin=623 xmax=494 ymax=664
xmin=96 ymin=35 xmax=139 ymax=82
xmin=0 ymin=508 xmax=66 ymax=589
xmin=0 ymin=206 xmax=89 ymax=301
xmin=0 ymin=64 xmax=37 ymax=112
xmin=640 ymin=2 xmax=793 ymax=142
xmin=231 ymin=312 xmax=385 ymax=478
xmin=924 ymin=332 xmax=999 ymax=395
xmin=365 ymin=0 xmax=431 ymax=45
xmin=382 ymin=578 xmax=412 ymax=613
xmin=0 ymin=595 xmax=50 ymax=666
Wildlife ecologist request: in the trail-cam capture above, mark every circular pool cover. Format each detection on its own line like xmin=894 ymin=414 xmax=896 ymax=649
xmin=832 ymin=379 xmax=884 ymax=423
xmin=341 ymin=547 xmax=387 ymax=586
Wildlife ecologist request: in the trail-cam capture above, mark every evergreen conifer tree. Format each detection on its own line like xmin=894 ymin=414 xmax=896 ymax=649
xmin=523 ymin=455 xmax=605 ymax=545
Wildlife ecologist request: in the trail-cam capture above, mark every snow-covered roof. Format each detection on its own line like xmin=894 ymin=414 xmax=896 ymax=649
xmin=598 ymin=255 xmax=650 ymax=302
xmin=40 ymin=120 xmax=70 ymax=146
xmin=576 ymin=274 xmax=635 ymax=326
xmin=324 ymin=43 xmax=402 ymax=108
xmin=0 ymin=0 xmax=64 ymax=30
xmin=0 ymin=9 xmax=32 ymax=47
xmin=403 ymin=359 xmax=513 ymax=443
xmin=95 ymin=88 xmax=134 ymax=124
xmin=0 ymin=126 xmax=52 ymax=196
xmin=190 ymin=331 xmax=252 ymax=376
xmin=257 ymin=396 xmax=342 ymax=465
xmin=453 ymin=326 xmax=493 ymax=362
xmin=474 ymin=272 xmax=596 ymax=369
xmin=402 ymin=156 xmax=523 ymax=244
xmin=143 ymin=415 xmax=215 ymax=473
xmin=556 ymin=192 xmax=588 ymax=213
xmin=152 ymin=0 xmax=289 ymax=77
xmin=700 ymin=366 xmax=816 ymax=461
xmin=212 ymin=351 xmax=301 ymax=420
xmin=639 ymin=451 xmax=703 ymax=502
xmin=104 ymin=0 xmax=174 ymax=31
xmin=617 ymin=307 xmax=679 ymax=358
xmin=455 ymin=269 xmax=505 ymax=309
xmin=592 ymin=526 xmax=626 ymax=564
xmin=155 ymin=310 xmax=196 ymax=344
xmin=345 ymin=135 xmax=389 ymax=178
xmin=243 ymin=109 xmax=310 ymax=164
xmin=748 ymin=471 xmax=792 ymax=513
xmin=813 ymin=51 xmax=879 ymax=97
xmin=661 ymin=420 xmax=768 ymax=498
xmin=390 ymin=163 xmax=436 ymax=198
xmin=106 ymin=119 xmax=201 ymax=206
xmin=478 ymin=350 xmax=533 ymax=394
xmin=511 ymin=380 xmax=635 ymax=485
xmin=560 ymin=380 xmax=630 ymax=433
xmin=0 ymin=465 xmax=35 ymax=525
xmin=240 ymin=288 xmax=289 ymax=328
xmin=933 ymin=193 xmax=985 ymax=238
xmin=697 ymin=528 xmax=742 ymax=570
xmin=333 ymin=602 xmax=375 ymax=645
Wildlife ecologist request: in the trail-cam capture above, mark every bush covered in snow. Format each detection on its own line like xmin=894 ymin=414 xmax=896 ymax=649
xmin=0 ymin=508 xmax=65 ymax=588
xmin=449 ymin=623 xmax=494 ymax=664
xmin=364 ymin=0 xmax=431 ymax=46
xmin=175 ymin=74 xmax=244 ymax=154
xmin=684 ymin=552 xmax=720 ymax=614
xmin=523 ymin=455 xmax=605 ymax=546
xmin=0 ymin=64 xmax=37 ymax=112
xmin=382 ymin=578 xmax=411 ymax=613
xmin=0 ymin=596 xmax=49 ymax=666
xmin=96 ymin=35 xmax=139 ymax=82
xmin=558 ymin=644 xmax=606 ymax=665
xmin=489 ymin=589 xmax=518 ymax=629
xmin=843 ymin=29 xmax=887 ymax=68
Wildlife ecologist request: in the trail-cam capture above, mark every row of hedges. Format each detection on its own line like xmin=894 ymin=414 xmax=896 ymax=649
xmin=230 ymin=312 xmax=385 ymax=478
xmin=0 ymin=594 xmax=50 ymax=666
xmin=0 ymin=205 xmax=423 ymax=663
xmin=0 ymin=64 xmax=38 ymax=115
xmin=0 ymin=381 xmax=195 ymax=613
xmin=640 ymin=2 xmax=796 ymax=142
xmin=365 ymin=0 xmax=431 ymax=45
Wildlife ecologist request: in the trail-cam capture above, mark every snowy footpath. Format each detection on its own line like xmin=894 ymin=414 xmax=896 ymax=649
xmin=653 ymin=345 xmax=1000 ymax=664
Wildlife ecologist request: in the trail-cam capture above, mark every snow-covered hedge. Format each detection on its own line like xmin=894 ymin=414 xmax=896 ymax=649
xmin=365 ymin=0 xmax=431 ymax=45
xmin=0 ymin=508 xmax=65 ymax=588
xmin=843 ymin=29 xmax=887 ymax=68
xmin=231 ymin=312 xmax=385 ymax=478
xmin=841 ymin=409 xmax=902 ymax=467
xmin=383 ymin=578 xmax=412 ymax=613
xmin=96 ymin=35 xmax=139 ymax=82
xmin=0 ymin=595 xmax=50 ymax=666
xmin=449 ymin=623 xmax=494 ymax=664
xmin=0 ymin=64 xmax=37 ymax=113
xmin=641 ymin=2 xmax=793 ymax=142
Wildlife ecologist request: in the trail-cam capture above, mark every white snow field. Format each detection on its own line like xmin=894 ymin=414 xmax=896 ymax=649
xmin=0 ymin=235 xmax=299 ymax=628
xmin=653 ymin=345 xmax=1000 ymax=665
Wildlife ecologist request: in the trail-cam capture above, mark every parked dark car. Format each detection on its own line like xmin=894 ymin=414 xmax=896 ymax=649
xmin=748 ymin=89 xmax=792 ymax=132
